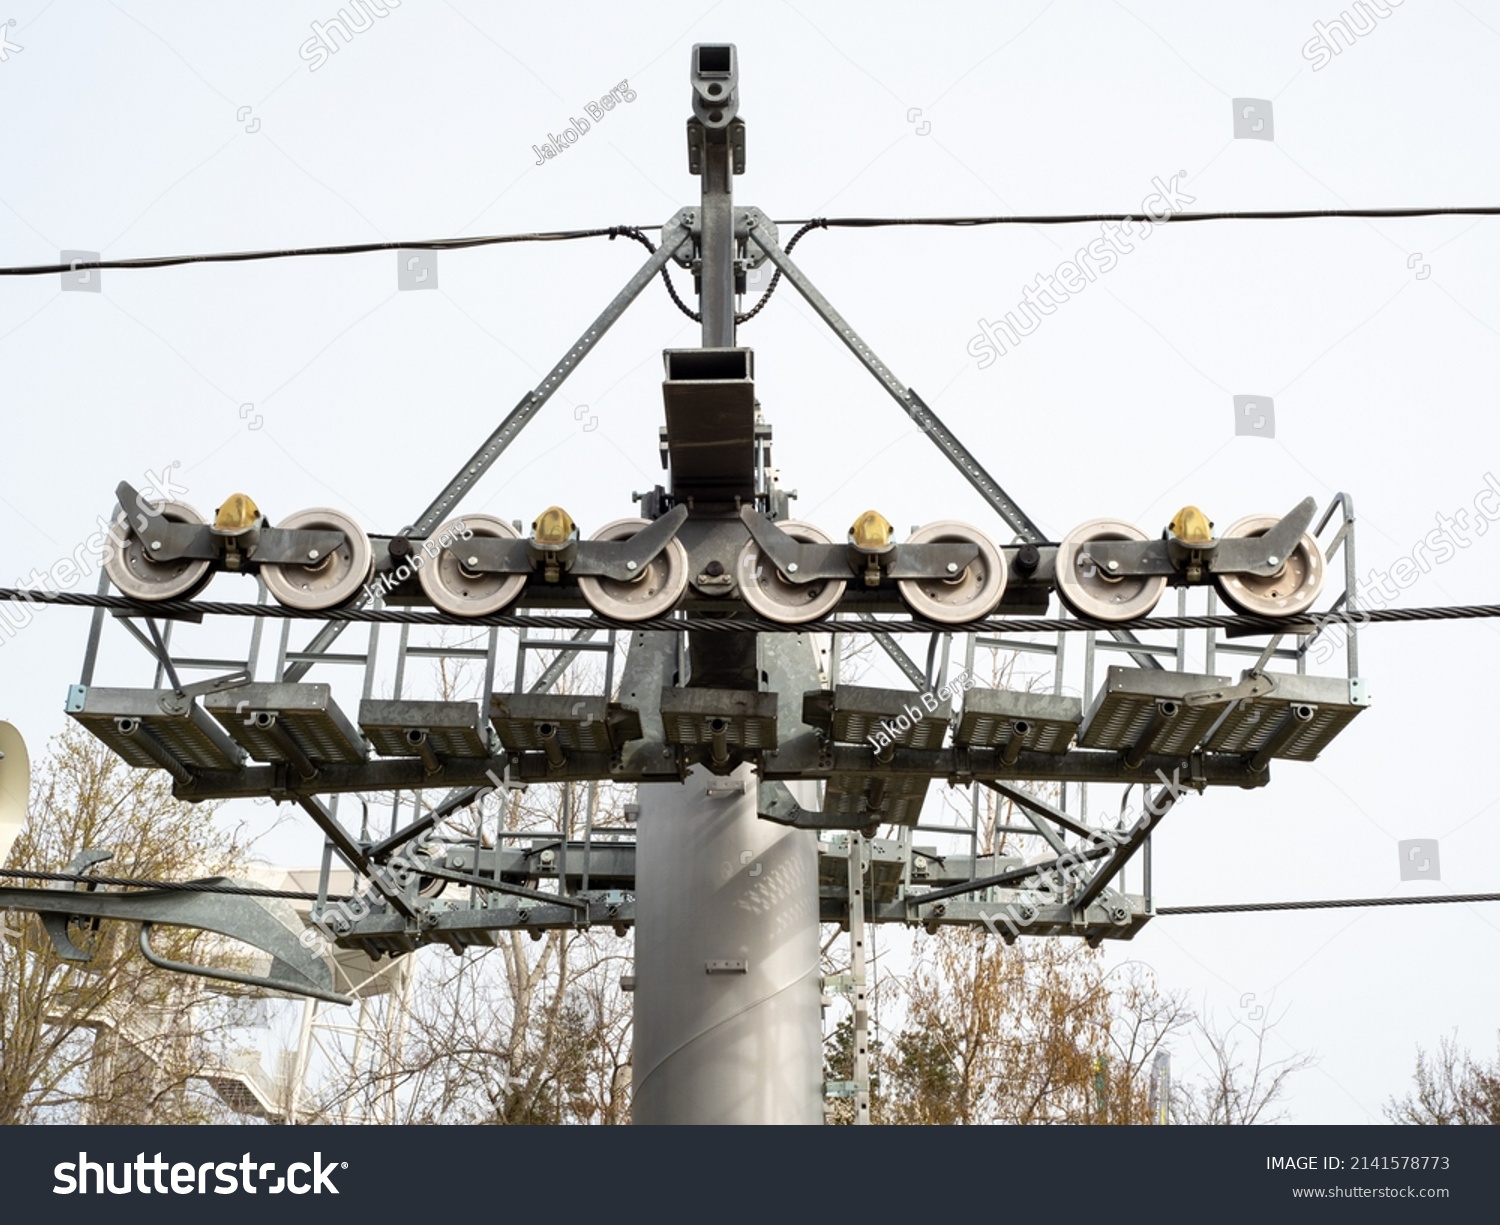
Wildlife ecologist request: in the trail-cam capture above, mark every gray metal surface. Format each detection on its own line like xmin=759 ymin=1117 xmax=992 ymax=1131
xmin=956 ymin=688 xmax=1082 ymax=754
xmin=1204 ymin=671 xmax=1368 ymax=761
xmin=662 ymin=349 xmax=757 ymax=503
xmin=38 ymin=46 xmax=1374 ymax=1117
xmin=65 ymin=684 xmax=245 ymax=772
xmin=823 ymin=770 xmax=931 ymax=826
xmin=803 ymin=683 xmax=951 ymax=749
xmin=158 ymin=739 xmax=1275 ymax=802
xmin=631 ymin=51 xmax=826 ymax=1126
xmin=1079 ymin=666 xmax=1233 ymax=755
xmin=631 ymin=765 xmax=823 ymax=1124
xmin=204 ymin=682 xmax=367 ymax=765
xmin=358 ymin=698 xmax=489 ymax=760
xmin=489 ymin=692 xmax=641 ymax=752
xmin=0 ymin=878 xmax=350 ymax=1003
xmin=658 ymin=686 xmax=778 ymax=750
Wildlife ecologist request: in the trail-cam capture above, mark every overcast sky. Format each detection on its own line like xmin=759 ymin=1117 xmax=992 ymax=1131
xmin=2 ymin=0 xmax=1499 ymax=1124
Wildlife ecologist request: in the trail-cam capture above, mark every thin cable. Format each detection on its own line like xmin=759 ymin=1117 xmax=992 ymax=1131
xmin=735 ymin=219 xmax=823 ymax=323
xmin=1159 ymin=892 xmax=1500 ymax=915
xmin=4 ymin=586 xmax=1499 ymax=635
xmin=774 ymin=206 xmax=1500 ymax=228
xmin=649 ymin=218 xmax=824 ymax=324
xmin=8 ymin=206 xmax=1482 ymax=279
xmin=0 ymin=226 xmax=664 ymax=277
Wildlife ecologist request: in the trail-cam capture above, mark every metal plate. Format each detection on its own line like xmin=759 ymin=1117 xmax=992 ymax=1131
xmin=956 ymin=689 xmax=1082 ymax=754
xmin=823 ymin=773 xmax=931 ymax=826
xmin=1204 ymin=672 xmax=1368 ymax=761
xmin=802 ymin=684 xmax=950 ymax=749
xmin=359 ymin=699 xmax=490 ymax=760
xmin=204 ymin=683 xmax=367 ymax=765
xmin=1079 ymin=667 xmax=1233 ymax=754
xmin=489 ymin=693 xmax=641 ymax=752
xmin=66 ymin=685 xmax=245 ymax=770
xmin=662 ymin=348 xmax=756 ymax=502
xmin=659 ymin=687 xmax=777 ymax=748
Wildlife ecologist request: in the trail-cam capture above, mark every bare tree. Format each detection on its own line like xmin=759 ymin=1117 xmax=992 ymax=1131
xmin=0 ymin=726 xmax=249 ymax=1124
xmin=877 ymin=932 xmax=1192 ymax=1124
xmin=1173 ymin=1005 xmax=1316 ymax=1125
xmin=1385 ymin=1031 xmax=1500 ymax=1125
xmin=299 ymin=634 xmax=639 ymax=1125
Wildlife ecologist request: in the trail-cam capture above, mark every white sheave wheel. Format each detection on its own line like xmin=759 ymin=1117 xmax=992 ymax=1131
xmin=260 ymin=508 xmax=373 ymax=611
xmin=1214 ymin=514 xmax=1326 ymax=617
xmin=736 ymin=521 xmax=847 ymax=624
xmin=1055 ymin=518 xmax=1167 ymax=622
xmin=896 ymin=520 xmax=1007 ymax=624
xmin=102 ymin=500 xmax=214 ymax=601
xmin=417 ymin=515 xmax=527 ymax=616
xmin=576 ymin=518 xmax=690 ymax=621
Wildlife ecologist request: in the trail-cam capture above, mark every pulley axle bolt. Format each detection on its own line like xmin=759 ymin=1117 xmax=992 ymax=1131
xmin=308 ymin=549 xmax=320 ymax=560
xmin=626 ymin=560 xmax=638 ymax=572
xmin=149 ymin=541 xmax=162 ymax=551
xmin=1267 ymin=555 xmax=1280 ymax=566
xmin=946 ymin=562 xmax=959 ymax=574
xmin=786 ymin=562 xmax=799 ymax=573
xmin=1106 ymin=559 xmax=1120 ymax=572
xmin=467 ymin=556 xmax=479 ymax=567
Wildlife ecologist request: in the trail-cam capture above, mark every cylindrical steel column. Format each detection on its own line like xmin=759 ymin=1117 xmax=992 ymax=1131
xmin=631 ymin=764 xmax=823 ymax=1124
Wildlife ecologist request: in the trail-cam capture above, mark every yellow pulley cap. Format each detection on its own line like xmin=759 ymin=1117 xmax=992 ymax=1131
xmin=531 ymin=506 xmax=576 ymax=548
xmin=849 ymin=509 xmax=894 ymax=551
xmin=213 ymin=493 xmax=262 ymax=533
xmin=1169 ymin=505 xmax=1214 ymax=545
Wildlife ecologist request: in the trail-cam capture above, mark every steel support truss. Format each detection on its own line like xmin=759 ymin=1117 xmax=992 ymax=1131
xmin=4 ymin=49 xmax=1369 ymax=1095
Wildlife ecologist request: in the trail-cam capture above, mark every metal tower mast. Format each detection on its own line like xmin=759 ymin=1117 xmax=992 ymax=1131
xmin=632 ymin=45 xmax=823 ymax=1126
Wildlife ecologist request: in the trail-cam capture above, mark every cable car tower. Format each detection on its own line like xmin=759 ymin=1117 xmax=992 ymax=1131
xmin=1 ymin=46 xmax=1368 ymax=1125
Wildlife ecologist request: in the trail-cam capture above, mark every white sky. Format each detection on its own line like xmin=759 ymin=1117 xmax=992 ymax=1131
xmin=3 ymin=0 xmax=1499 ymax=1123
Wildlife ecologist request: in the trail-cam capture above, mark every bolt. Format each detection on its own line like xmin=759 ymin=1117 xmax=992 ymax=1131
xmin=946 ymin=562 xmax=959 ymax=574
xmin=467 ymin=556 xmax=479 ymax=567
xmin=1267 ymin=555 xmax=1280 ymax=567
xmin=1106 ymin=560 xmax=1119 ymax=572
xmin=308 ymin=549 xmax=320 ymax=561
xmin=786 ymin=562 xmax=799 ymax=574
xmin=626 ymin=560 xmax=638 ymax=572
xmin=149 ymin=541 xmax=162 ymax=551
